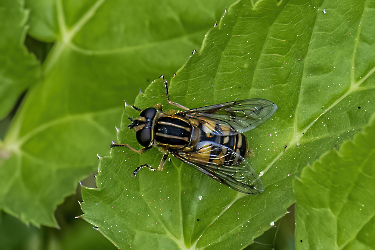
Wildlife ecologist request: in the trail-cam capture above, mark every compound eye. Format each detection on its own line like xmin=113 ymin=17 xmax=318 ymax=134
xmin=141 ymin=108 xmax=157 ymax=120
xmin=136 ymin=128 xmax=151 ymax=147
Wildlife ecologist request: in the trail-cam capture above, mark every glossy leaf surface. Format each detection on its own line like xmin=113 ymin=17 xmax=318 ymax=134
xmin=82 ymin=0 xmax=375 ymax=249
xmin=0 ymin=0 xmax=231 ymax=227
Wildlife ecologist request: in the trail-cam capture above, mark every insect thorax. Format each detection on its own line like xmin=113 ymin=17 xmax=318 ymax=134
xmin=154 ymin=116 xmax=192 ymax=149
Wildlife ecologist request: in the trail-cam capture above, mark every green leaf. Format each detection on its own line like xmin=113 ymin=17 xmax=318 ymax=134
xmin=81 ymin=0 xmax=375 ymax=248
xmin=0 ymin=0 xmax=232 ymax=227
xmin=0 ymin=212 xmax=40 ymax=250
xmin=0 ymin=0 xmax=40 ymax=120
xmin=294 ymin=113 xmax=375 ymax=250
xmin=0 ymin=209 xmax=118 ymax=250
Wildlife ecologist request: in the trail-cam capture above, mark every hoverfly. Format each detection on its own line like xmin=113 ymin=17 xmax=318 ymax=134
xmin=111 ymin=76 xmax=277 ymax=194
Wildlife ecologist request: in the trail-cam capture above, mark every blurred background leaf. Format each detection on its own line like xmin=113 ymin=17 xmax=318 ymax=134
xmin=0 ymin=0 xmax=234 ymax=227
xmin=294 ymin=113 xmax=375 ymax=250
xmin=81 ymin=0 xmax=375 ymax=249
xmin=0 ymin=0 xmax=40 ymax=120
xmin=0 ymin=0 xmax=237 ymax=249
xmin=1 ymin=0 xmax=375 ymax=249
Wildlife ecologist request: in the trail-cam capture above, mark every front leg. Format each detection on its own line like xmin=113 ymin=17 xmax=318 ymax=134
xmin=132 ymin=153 xmax=169 ymax=177
xmin=110 ymin=141 xmax=152 ymax=154
xmin=132 ymin=154 xmax=168 ymax=177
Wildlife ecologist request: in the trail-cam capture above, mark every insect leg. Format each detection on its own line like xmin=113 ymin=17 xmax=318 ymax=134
xmin=132 ymin=153 xmax=169 ymax=177
xmin=132 ymin=105 xmax=142 ymax=111
xmin=110 ymin=141 xmax=152 ymax=154
xmin=132 ymin=164 xmax=156 ymax=177
xmin=157 ymin=153 xmax=169 ymax=171
xmin=160 ymin=75 xmax=189 ymax=111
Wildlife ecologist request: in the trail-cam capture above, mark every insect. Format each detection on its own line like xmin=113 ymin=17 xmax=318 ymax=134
xmin=111 ymin=76 xmax=277 ymax=194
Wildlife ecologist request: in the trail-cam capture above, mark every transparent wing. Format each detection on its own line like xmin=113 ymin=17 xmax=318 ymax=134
xmin=182 ymin=99 xmax=277 ymax=135
xmin=172 ymin=143 xmax=264 ymax=194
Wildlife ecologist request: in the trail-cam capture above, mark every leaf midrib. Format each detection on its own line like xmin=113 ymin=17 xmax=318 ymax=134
xmin=44 ymin=0 xmax=105 ymax=74
xmin=5 ymin=107 xmax=120 ymax=151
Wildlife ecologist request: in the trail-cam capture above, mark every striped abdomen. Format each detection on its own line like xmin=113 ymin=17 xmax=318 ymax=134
xmin=154 ymin=116 xmax=192 ymax=148
xmin=189 ymin=123 xmax=250 ymax=166
xmin=199 ymin=124 xmax=248 ymax=157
